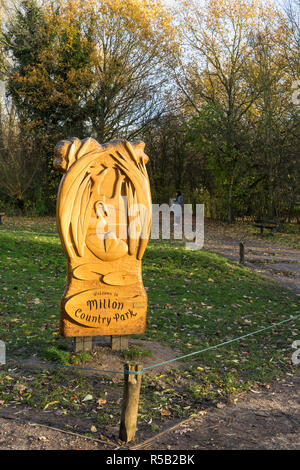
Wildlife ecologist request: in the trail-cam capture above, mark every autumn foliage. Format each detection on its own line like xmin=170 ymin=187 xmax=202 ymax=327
xmin=0 ymin=0 xmax=299 ymax=221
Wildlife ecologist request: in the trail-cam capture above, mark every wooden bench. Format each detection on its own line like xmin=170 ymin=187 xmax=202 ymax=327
xmin=0 ymin=213 xmax=5 ymax=225
xmin=253 ymin=219 xmax=278 ymax=235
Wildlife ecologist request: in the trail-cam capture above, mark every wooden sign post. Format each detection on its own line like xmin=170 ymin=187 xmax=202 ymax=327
xmin=54 ymin=138 xmax=152 ymax=346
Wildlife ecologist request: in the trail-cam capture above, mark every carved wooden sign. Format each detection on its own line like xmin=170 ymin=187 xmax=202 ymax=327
xmin=54 ymin=138 xmax=152 ymax=337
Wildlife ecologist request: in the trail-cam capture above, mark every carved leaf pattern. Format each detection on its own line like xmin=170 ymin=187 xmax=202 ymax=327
xmin=56 ymin=139 xmax=151 ymax=261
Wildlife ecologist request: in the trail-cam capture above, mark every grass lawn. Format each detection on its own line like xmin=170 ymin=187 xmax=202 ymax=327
xmin=0 ymin=217 xmax=299 ymax=438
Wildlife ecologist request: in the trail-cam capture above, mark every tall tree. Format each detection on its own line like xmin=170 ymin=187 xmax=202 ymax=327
xmin=80 ymin=0 xmax=177 ymax=141
xmin=4 ymin=0 xmax=95 ymax=139
xmin=5 ymin=0 xmax=176 ymax=141
xmin=173 ymin=0 xmax=283 ymax=222
xmin=0 ymin=103 xmax=42 ymax=211
xmin=3 ymin=0 xmax=176 ymax=211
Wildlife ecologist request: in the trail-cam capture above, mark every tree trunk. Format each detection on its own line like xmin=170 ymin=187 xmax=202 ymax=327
xmin=16 ymin=196 xmax=25 ymax=213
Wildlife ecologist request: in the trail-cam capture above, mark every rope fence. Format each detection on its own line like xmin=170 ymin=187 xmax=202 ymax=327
xmin=141 ymin=314 xmax=300 ymax=373
xmin=4 ymin=313 xmax=300 ymax=375
xmin=1 ymin=313 xmax=299 ymax=442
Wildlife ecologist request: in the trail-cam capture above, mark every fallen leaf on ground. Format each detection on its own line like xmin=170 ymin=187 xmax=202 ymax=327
xmin=175 ymin=427 xmax=193 ymax=435
xmin=13 ymin=384 xmax=27 ymax=393
xmin=255 ymin=411 xmax=269 ymax=417
xmin=160 ymin=409 xmax=171 ymax=417
xmin=82 ymin=394 xmax=93 ymax=402
xmin=97 ymin=398 xmax=107 ymax=406
xmin=44 ymin=401 xmax=59 ymax=410
xmin=216 ymin=402 xmax=226 ymax=409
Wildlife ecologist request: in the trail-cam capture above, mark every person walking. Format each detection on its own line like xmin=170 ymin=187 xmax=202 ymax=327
xmin=174 ymin=191 xmax=183 ymax=226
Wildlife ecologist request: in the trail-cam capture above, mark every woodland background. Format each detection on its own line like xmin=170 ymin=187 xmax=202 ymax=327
xmin=0 ymin=0 xmax=299 ymax=222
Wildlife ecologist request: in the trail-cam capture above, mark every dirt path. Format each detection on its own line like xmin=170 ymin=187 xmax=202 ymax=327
xmin=204 ymin=227 xmax=300 ymax=294
xmin=132 ymin=372 xmax=300 ymax=450
xmin=0 ymin=416 xmax=115 ymax=450
xmin=0 ymin=372 xmax=298 ymax=450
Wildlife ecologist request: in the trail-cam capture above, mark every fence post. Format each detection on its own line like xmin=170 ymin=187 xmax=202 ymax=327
xmin=239 ymin=242 xmax=245 ymax=264
xmin=119 ymin=362 xmax=143 ymax=443
xmin=0 ymin=341 xmax=6 ymax=366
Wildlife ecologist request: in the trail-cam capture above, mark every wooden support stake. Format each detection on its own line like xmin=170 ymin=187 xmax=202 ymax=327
xmin=239 ymin=242 xmax=245 ymax=264
xmin=74 ymin=336 xmax=93 ymax=352
xmin=111 ymin=335 xmax=129 ymax=351
xmin=119 ymin=363 xmax=143 ymax=443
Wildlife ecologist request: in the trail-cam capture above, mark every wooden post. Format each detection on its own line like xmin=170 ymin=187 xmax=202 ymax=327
xmin=239 ymin=242 xmax=245 ymax=264
xmin=111 ymin=335 xmax=129 ymax=351
xmin=119 ymin=363 xmax=143 ymax=443
xmin=74 ymin=336 xmax=93 ymax=352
